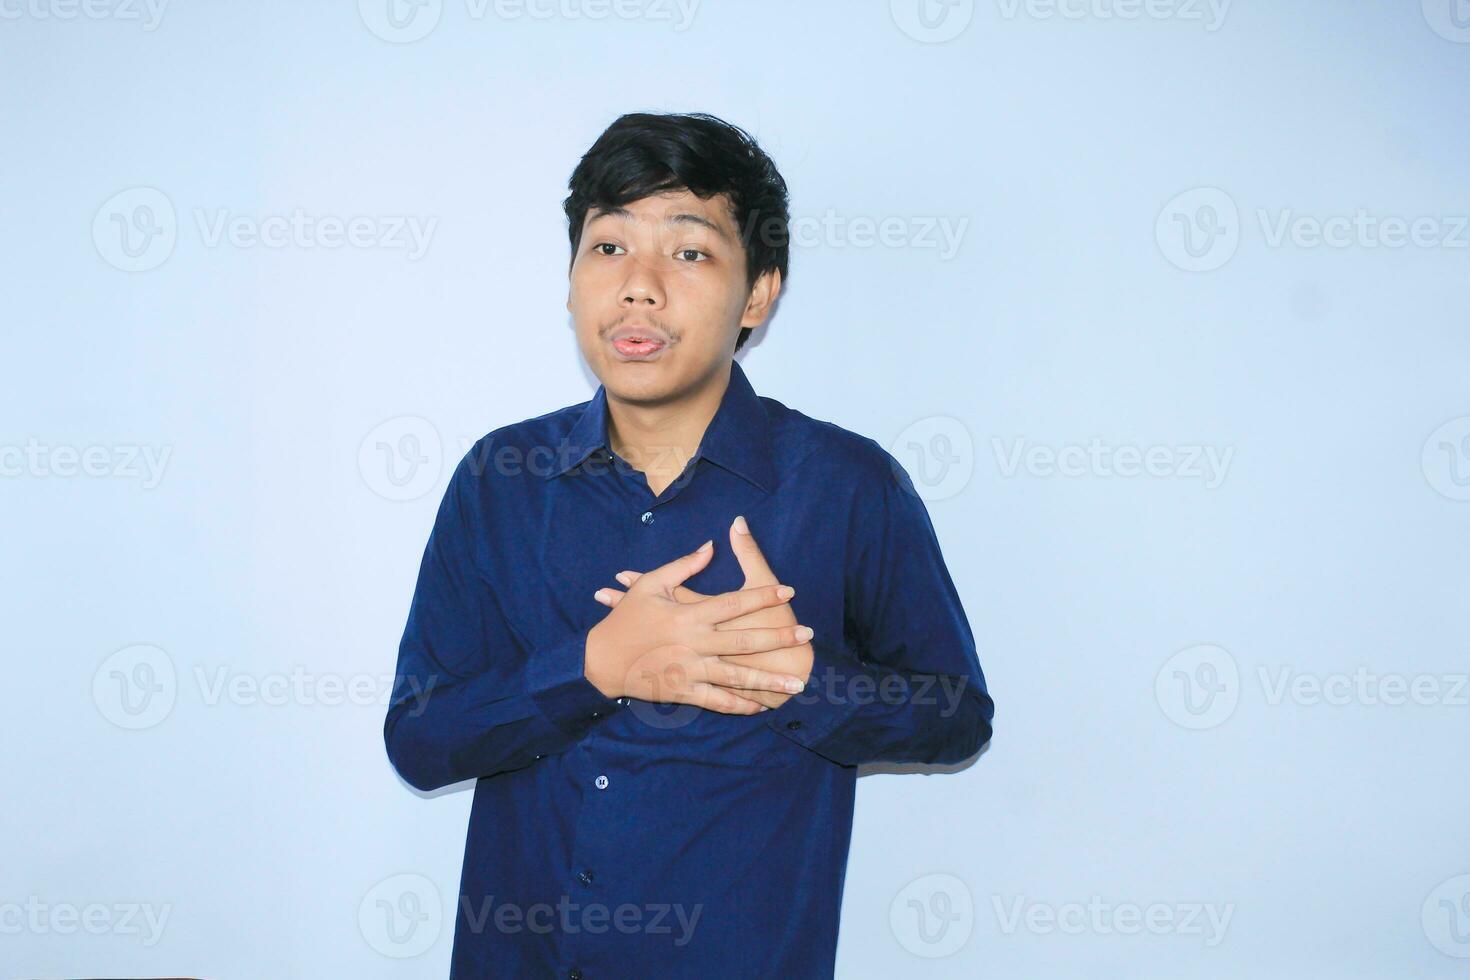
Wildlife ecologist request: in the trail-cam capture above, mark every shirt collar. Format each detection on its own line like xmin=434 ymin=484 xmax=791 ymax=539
xmin=544 ymin=358 xmax=776 ymax=493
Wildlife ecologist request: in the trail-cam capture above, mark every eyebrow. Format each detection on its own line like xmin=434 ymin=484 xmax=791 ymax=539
xmin=587 ymin=206 xmax=731 ymax=242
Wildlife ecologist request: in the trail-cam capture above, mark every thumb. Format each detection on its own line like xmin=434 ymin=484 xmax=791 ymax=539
xmin=639 ymin=538 xmax=714 ymax=594
xmin=729 ymin=515 xmax=777 ymax=585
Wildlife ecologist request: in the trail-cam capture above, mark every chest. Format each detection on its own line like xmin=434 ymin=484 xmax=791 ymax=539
xmin=483 ymin=460 xmax=849 ymax=665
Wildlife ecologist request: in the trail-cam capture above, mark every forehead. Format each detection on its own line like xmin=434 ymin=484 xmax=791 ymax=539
xmin=584 ymin=189 xmax=736 ymax=240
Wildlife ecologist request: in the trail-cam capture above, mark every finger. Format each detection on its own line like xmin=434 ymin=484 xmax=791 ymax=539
xmin=611 ymin=571 xmax=706 ymax=605
xmin=704 ymin=623 xmax=814 ymax=657
xmin=730 ymin=515 xmax=778 ymax=585
xmin=621 ymin=572 xmax=708 ymax=605
xmin=637 ymin=539 xmax=714 ymax=594
xmin=705 ymin=658 xmax=808 ymax=694
xmin=592 ymin=587 xmax=627 ymax=607
xmin=689 ymin=682 xmax=768 ymax=715
xmin=689 ymin=582 xmax=794 ymax=625
xmin=714 ymin=660 xmax=786 ymax=709
xmin=735 ymin=688 xmax=783 ymax=710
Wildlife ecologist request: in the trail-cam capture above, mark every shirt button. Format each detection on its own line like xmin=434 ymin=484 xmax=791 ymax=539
xmin=786 ymin=721 xmax=802 ymax=731
xmin=577 ymin=869 xmax=594 ymax=885
xmin=594 ymin=774 xmax=609 ymax=790
xmin=616 ymin=697 xmax=630 ymax=706
xmin=569 ymin=970 xmax=583 ymax=980
xmin=640 ymin=510 xmax=655 ymax=524
xmin=590 ymin=711 xmax=600 ymax=720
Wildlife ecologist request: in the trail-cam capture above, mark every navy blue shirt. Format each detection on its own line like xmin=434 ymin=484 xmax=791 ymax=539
xmin=385 ymin=358 xmax=993 ymax=978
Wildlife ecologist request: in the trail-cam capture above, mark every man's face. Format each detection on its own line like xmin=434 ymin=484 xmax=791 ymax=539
xmin=567 ymin=188 xmax=778 ymax=405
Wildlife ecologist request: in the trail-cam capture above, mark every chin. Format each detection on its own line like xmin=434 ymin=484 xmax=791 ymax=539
xmin=603 ymin=370 xmax=671 ymax=401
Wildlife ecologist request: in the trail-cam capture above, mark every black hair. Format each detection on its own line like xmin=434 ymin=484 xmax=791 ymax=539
xmin=563 ymin=111 xmax=790 ymax=353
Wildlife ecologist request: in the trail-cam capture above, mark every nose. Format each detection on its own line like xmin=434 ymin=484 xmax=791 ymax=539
xmin=619 ymin=250 xmax=666 ymax=309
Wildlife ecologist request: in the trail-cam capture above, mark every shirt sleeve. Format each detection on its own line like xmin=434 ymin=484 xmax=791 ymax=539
xmin=383 ymin=447 xmax=619 ymax=792
xmin=764 ymin=442 xmax=994 ymax=767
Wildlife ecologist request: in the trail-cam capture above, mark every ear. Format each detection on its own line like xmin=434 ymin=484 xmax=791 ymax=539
xmin=739 ymin=267 xmax=782 ymax=328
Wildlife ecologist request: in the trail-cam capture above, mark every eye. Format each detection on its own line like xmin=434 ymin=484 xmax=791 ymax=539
xmin=677 ymin=248 xmax=709 ymax=262
xmin=593 ymin=242 xmax=625 ymax=256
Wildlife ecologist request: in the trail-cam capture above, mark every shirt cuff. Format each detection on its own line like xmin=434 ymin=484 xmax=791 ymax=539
xmin=764 ymin=634 xmax=875 ymax=750
xmin=526 ymin=624 xmax=620 ymax=737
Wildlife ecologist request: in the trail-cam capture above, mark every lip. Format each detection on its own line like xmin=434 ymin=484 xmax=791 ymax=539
xmin=609 ymin=337 xmax=668 ymax=362
xmin=607 ymin=323 xmax=670 ymax=362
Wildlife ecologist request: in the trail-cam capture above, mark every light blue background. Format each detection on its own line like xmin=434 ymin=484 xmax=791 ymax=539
xmin=3 ymin=0 xmax=1469 ymax=976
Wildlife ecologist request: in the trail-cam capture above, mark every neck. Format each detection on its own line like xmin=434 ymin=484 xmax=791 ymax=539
xmin=605 ymin=362 xmax=731 ymax=492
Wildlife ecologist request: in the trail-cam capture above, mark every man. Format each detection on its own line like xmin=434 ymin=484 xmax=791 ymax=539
xmin=384 ymin=111 xmax=994 ymax=978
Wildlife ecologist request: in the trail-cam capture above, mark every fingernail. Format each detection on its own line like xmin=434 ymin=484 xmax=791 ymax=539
xmin=795 ymin=626 xmax=814 ymax=642
xmin=733 ymin=515 xmax=751 ymax=535
xmin=759 ymin=705 xmax=770 ymax=712
xmin=697 ymin=539 xmax=712 ymax=553
xmin=783 ymin=678 xmax=805 ymax=693
xmin=777 ymin=585 xmax=795 ymax=599
xmin=593 ymin=589 xmax=609 ymax=602
xmin=614 ymin=571 xmax=631 ymax=584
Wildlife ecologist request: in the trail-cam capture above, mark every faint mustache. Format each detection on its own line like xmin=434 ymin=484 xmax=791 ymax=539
xmin=603 ymin=317 xmax=677 ymax=344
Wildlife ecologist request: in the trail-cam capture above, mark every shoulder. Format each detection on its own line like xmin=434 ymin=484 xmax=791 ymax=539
xmin=450 ymin=398 xmax=591 ymax=488
xmin=758 ymin=395 xmax=917 ymax=498
xmin=770 ymin=393 xmax=905 ymax=478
